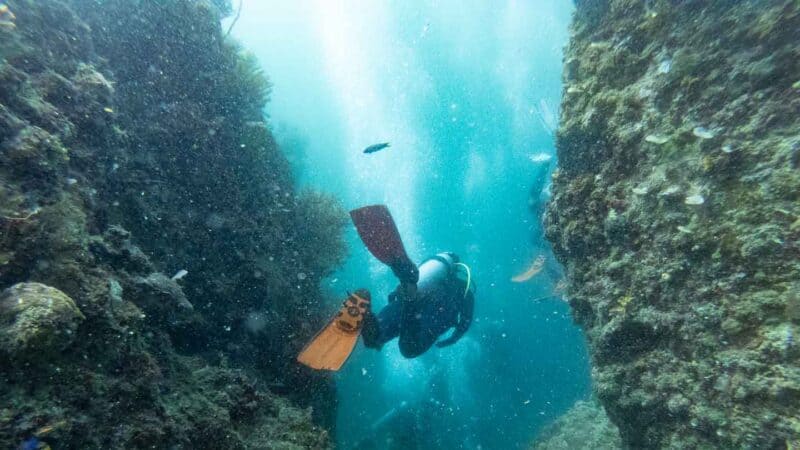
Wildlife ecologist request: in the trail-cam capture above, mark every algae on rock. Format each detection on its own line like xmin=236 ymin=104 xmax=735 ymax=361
xmin=0 ymin=282 xmax=84 ymax=359
xmin=531 ymin=400 xmax=621 ymax=450
xmin=546 ymin=0 xmax=800 ymax=448
xmin=0 ymin=0 xmax=341 ymax=447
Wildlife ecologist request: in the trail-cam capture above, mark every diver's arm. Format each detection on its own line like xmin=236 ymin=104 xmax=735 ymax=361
xmin=435 ymin=289 xmax=474 ymax=348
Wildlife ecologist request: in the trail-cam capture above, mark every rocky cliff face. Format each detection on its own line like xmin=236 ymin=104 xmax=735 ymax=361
xmin=531 ymin=400 xmax=621 ymax=450
xmin=0 ymin=0 xmax=343 ymax=447
xmin=546 ymin=1 xmax=799 ymax=448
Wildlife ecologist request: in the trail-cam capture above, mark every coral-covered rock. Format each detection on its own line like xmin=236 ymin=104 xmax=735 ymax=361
xmin=0 ymin=282 xmax=84 ymax=358
xmin=547 ymin=1 xmax=800 ymax=448
xmin=127 ymin=272 xmax=197 ymax=328
xmin=0 ymin=0 xmax=340 ymax=447
xmin=532 ymin=400 xmax=621 ymax=450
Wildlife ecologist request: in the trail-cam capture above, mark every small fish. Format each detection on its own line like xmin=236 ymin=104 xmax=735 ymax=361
xmin=528 ymin=153 xmax=552 ymax=163
xmin=511 ymin=255 xmax=546 ymax=283
xmin=645 ymin=134 xmax=669 ymax=145
xmin=362 ymin=142 xmax=390 ymax=154
xmin=693 ymin=126 xmax=715 ymax=139
xmin=684 ymin=194 xmax=705 ymax=205
xmin=35 ymin=420 xmax=67 ymax=437
xmin=171 ymin=269 xmax=188 ymax=281
xmin=658 ymin=185 xmax=680 ymax=196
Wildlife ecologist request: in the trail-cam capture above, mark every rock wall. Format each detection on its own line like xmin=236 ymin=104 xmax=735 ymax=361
xmin=531 ymin=400 xmax=621 ymax=450
xmin=546 ymin=1 xmax=799 ymax=448
xmin=0 ymin=0 xmax=344 ymax=447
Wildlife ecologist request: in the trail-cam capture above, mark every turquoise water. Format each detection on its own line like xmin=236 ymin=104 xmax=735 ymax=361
xmin=231 ymin=2 xmax=588 ymax=448
xmin=4 ymin=1 xmax=798 ymax=448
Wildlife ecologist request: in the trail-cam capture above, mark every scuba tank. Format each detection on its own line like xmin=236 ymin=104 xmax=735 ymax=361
xmin=414 ymin=252 xmax=472 ymax=302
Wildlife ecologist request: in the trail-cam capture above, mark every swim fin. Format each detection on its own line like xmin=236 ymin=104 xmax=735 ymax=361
xmin=350 ymin=205 xmax=418 ymax=284
xmin=297 ymin=289 xmax=371 ymax=371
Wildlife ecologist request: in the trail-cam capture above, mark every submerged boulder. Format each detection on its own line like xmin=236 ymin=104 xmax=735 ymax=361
xmin=0 ymin=282 xmax=84 ymax=359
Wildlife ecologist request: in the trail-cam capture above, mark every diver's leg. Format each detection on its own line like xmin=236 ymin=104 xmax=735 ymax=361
xmin=398 ymin=301 xmax=440 ymax=358
xmin=362 ymin=300 xmax=401 ymax=349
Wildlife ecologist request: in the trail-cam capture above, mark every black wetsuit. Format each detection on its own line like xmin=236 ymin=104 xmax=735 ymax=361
xmin=362 ymin=255 xmax=475 ymax=358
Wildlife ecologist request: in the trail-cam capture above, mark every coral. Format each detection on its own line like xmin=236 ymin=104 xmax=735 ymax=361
xmin=293 ymin=190 xmax=349 ymax=279
xmin=531 ymin=400 xmax=621 ymax=450
xmin=546 ymin=1 xmax=800 ymax=448
xmin=0 ymin=282 xmax=84 ymax=359
xmin=127 ymin=273 xmax=195 ymax=318
xmin=229 ymin=44 xmax=273 ymax=116
xmin=0 ymin=0 xmax=342 ymax=447
xmin=162 ymin=363 xmax=330 ymax=449
xmin=608 ymin=294 xmax=632 ymax=316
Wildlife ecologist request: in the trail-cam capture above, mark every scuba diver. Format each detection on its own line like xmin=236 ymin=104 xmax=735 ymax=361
xmin=298 ymin=204 xmax=475 ymax=370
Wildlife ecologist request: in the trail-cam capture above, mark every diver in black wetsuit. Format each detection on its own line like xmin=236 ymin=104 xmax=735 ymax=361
xmin=297 ymin=205 xmax=475 ymax=371
xmin=361 ymin=252 xmax=475 ymax=358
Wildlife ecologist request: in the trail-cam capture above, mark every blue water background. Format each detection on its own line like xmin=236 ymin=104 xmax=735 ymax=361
xmin=229 ymin=2 xmax=588 ymax=448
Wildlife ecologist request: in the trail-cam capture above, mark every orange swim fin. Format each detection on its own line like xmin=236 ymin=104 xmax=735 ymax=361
xmin=297 ymin=289 xmax=371 ymax=371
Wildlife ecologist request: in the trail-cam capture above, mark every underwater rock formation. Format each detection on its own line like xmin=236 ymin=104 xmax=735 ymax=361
xmin=0 ymin=0 xmax=343 ymax=447
xmin=0 ymin=282 xmax=85 ymax=359
xmin=531 ymin=400 xmax=621 ymax=450
xmin=546 ymin=0 xmax=799 ymax=448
